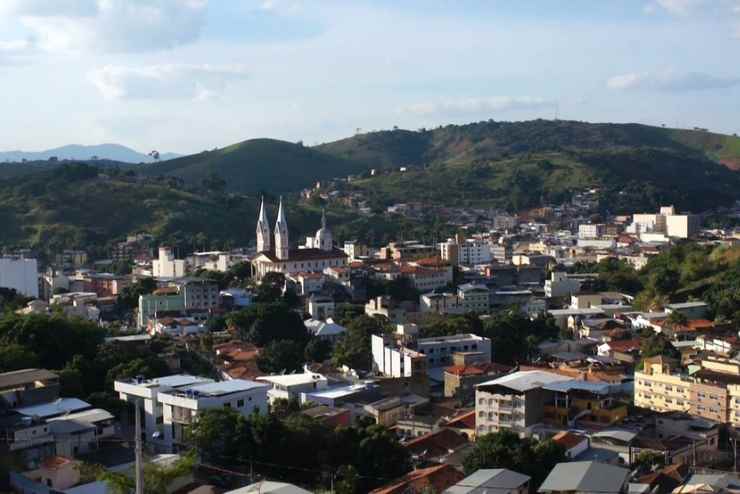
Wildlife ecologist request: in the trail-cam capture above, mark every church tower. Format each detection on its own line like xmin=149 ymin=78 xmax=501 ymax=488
xmin=256 ymin=196 xmax=271 ymax=253
xmin=274 ymin=196 xmax=289 ymax=260
xmin=314 ymin=208 xmax=333 ymax=251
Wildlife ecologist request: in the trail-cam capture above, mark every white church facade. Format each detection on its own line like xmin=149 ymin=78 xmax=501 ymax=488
xmin=251 ymin=198 xmax=348 ymax=280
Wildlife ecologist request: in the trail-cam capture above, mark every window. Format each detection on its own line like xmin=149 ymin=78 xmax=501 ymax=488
xmin=237 ymin=399 xmax=245 ymax=408
xmin=224 ymin=403 xmax=231 ymax=408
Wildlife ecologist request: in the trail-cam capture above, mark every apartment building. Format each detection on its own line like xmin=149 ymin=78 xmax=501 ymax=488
xmin=634 ymin=356 xmax=692 ymax=413
xmin=257 ymin=372 xmax=329 ymax=404
xmin=0 ymin=256 xmax=39 ymax=298
xmin=179 ymin=278 xmax=220 ymax=311
xmin=152 ymin=246 xmax=186 ymax=279
xmin=114 ymin=374 xmax=213 ymax=444
xmin=457 ymin=284 xmax=491 ymax=313
xmin=157 ymin=379 xmax=268 ymax=448
xmin=475 ymin=371 xmax=571 ymax=436
xmin=371 ymin=334 xmax=428 ymax=378
xmin=418 ymin=334 xmax=491 ymax=368
xmin=439 ymin=236 xmax=492 ymax=266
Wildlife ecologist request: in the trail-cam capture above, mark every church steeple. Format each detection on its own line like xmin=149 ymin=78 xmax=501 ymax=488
xmin=315 ymin=208 xmax=333 ymax=251
xmin=274 ymin=196 xmax=289 ymax=260
xmin=256 ymin=196 xmax=271 ymax=253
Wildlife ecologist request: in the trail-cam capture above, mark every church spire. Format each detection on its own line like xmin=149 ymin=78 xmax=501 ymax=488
xmin=321 ymin=208 xmax=327 ymax=229
xmin=256 ymin=196 xmax=271 ymax=253
xmin=274 ymin=196 xmax=289 ymax=260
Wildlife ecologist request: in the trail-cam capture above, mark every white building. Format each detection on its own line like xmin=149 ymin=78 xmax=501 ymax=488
xmin=420 ymin=292 xmax=464 ymax=315
xmin=439 ymin=237 xmax=492 ymax=266
xmin=630 ymin=205 xmax=700 ymax=239
xmin=307 ymin=295 xmax=335 ymax=320
xmin=0 ymin=256 xmax=39 ymax=298
xmin=251 ymin=198 xmax=347 ymax=280
xmin=417 ymin=334 xmax=491 ymax=368
xmin=114 ymin=375 xmax=213 ymax=445
xmin=157 ymin=379 xmax=268 ymax=448
xmin=371 ymin=334 xmax=428 ymax=378
xmin=578 ymin=224 xmax=605 ymax=240
xmin=152 ymin=247 xmax=186 ymax=279
xmin=257 ymin=372 xmax=329 ymax=404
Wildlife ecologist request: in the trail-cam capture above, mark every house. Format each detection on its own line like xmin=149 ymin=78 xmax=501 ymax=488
xmin=0 ymin=368 xmax=61 ymax=408
xmin=444 ymin=362 xmax=512 ymax=400
xmin=403 ymin=428 xmax=470 ymax=465
xmin=225 ymin=481 xmax=312 ymax=494
xmin=257 ymin=372 xmax=329 ymax=404
xmin=370 ymin=464 xmax=465 ymax=494
xmin=597 ymin=339 xmax=641 ymax=364
xmin=15 ymin=398 xmax=92 ymax=420
xmin=157 ymin=379 xmax=269 ymax=449
xmin=538 ymin=461 xmax=629 ymax=494
xmin=552 ymin=431 xmax=589 ymax=459
xmin=21 ymin=456 xmax=80 ymax=491
xmin=634 ymin=463 xmax=689 ymax=494
xmin=307 ymin=294 xmax=335 ymax=320
xmin=542 ymin=380 xmax=628 ymax=428
xmin=304 ymin=318 xmax=347 ymax=343
xmin=300 ymin=405 xmax=351 ymax=428
xmin=665 ymin=302 xmax=709 ymax=321
xmin=444 ymin=468 xmax=531 ymax=494
xmin=442 ymin=410 xmax=476 ymax=440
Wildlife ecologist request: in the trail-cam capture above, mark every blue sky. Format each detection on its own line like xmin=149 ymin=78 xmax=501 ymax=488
xmin=0 ymin=0 xmax=738 ymax=154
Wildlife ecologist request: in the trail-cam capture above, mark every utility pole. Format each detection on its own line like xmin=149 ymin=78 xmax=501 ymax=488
xmin=135 ymin=399 xmax=144 ymax=494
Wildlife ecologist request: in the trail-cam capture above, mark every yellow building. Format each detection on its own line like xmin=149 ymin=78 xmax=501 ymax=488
xmin=634 ymin=356 xmax=692 ymax=413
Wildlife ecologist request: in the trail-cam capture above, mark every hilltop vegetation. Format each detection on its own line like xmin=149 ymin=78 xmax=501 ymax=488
xmin=138 ymin=138 xmax=366 ymax=194
xmin=1 ymin=119 xmax=740 ymax=254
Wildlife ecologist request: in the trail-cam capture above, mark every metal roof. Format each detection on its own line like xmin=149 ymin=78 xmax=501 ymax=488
xmin=0 ymin=368 xmax=58 ymax=389
xmin=445 ymin=468 xmax=531 ymax=494
xmin=477 ymin=370 xmax=571 ymax=392
xmin=538 ymin=461 xmax=629 ymax=493
xmin=15 ymin=398 xmax=91 ymax=419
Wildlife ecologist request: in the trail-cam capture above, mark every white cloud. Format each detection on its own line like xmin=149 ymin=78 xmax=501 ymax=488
xmin=88 ymin=63 xmax=249 ymax=100
xmin=400 ymin=97 xmax=556 ymax=117
xmin=650 ymin=0 xmax=706 ymax=16
xmin=607 ymin=71 xmax=740 ymax=91
xmin=3 ymin=0 xmax=207 ymax=53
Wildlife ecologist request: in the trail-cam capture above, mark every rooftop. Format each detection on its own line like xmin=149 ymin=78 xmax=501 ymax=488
xmin=538 ymin=461 xmax=629 ymax=493
xmin=445 ymin=468 xmax=531 ymax=494
xmin=477 ymin=370 xmax=571 ymax=392
xmin=15 ymin=398 xmax=91 ymax=419
xmin=168 ymin=379 xmax=268 ymax=398
xmin=257 ymin=373 xmax=327 ymax=387
xmin=0 ymin=368 xmax=58 ymax=389
xmin=119 ymin=374 xmax=213 ymax=389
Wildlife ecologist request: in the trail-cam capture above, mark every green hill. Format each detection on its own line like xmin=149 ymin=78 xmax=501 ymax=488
xmin=318 ymin=120 xmax=740 ymax=169
xmin=138 ymin=138 xmax=367 ymax=194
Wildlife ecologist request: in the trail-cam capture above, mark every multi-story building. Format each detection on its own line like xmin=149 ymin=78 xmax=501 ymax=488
xmin=114 ymin=374 xmax=213 ymax=444
xmin=417 ymin=334 xmax=491 ymax=368
xmin=342 ymin=240 xmax=368 ymax=261
xmin=543 ymin=380 xmax=628 ymax=427
xmin=257 ymin=372 xmax=329 ymax=404
xmin=0 ymin=369 xmax=61 ymax=409
xmin=634 ymin=356 xmax=692 ymax=413
xmin=137 ymin=288 xmax=185 ymax=329
xmin=419 ymin=292 xmax=464 ymax=315
xmin=457 ymin=284 xmax=490 ymax=313
xmin=371 ymin=334 xmax=428 ymax=378
xmin=629 ymin=205 xmax=700 ymax=239
xmin=439 ymin=236 xmax=492 ymax=266
xmin=0 ymin=256 xmax=39 ymax=298
xmin=490 ymin=244 xmax=512 ymax=264
xmin=152 ymin=247 xmax=186 ymax=279
xmin=157 ymin=379 xmax=268 ymax=448
xmin=178 ymin=278 xmax=220 ymax=311
xmin=544 ymin=272 xmax=582 ymax=298
xmin=578 ymin=223 xmax=606 ymax=239
xmin=475 ymin=371 xmax=571 ymax=436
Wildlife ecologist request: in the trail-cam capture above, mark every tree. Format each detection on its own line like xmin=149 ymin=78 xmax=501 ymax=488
xmin=463 ymin=430 xmax=565 ymax=489
xmin=634 ymin=451 xmax=666 ymax=472
xmin=257 ymin=340 xmax=305 ymax=373
xmin=117 ymin=277 xmax=157 ymax=310
xmin=99 ymin=451 xmax=196 ymax=494
xmin=229 ymin=302 xmax=309 ymax=347
xmin=0 ymin=344 xmax=39 ymax=372
xmin=305 ymin=337 xmax=332 ymax=363
xmin=188 ymin=408 xmax=249 ymax=463
xmin=332 ymin=315 xmax=388 ymax=371
xmin=640 ymin=333 xmax=680 ymax=365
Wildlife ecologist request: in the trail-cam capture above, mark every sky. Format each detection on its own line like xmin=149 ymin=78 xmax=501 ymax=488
xmin=0 ymin=0 xmax=738 ymax=155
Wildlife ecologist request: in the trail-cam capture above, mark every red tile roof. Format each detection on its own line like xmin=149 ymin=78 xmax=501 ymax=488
xmin=445 ymin=362 xmax=513 ymax=377
xmin=369 ymin=464 xmax=464 ymax=494
xmin=444 ymin=410 xmax=476 ymax=430
xmin=404 ymin=428 xmax=468 ymax=459
xmin=552 ymin=431 xmax=587 ymax=450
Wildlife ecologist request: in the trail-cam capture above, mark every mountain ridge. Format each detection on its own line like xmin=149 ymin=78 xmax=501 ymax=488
xmin=0 ymin=143 xmax=180 ymax=164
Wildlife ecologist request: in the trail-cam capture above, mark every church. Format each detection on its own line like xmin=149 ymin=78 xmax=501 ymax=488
xmin=251 ymin=197 xmax=348 ymax=280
